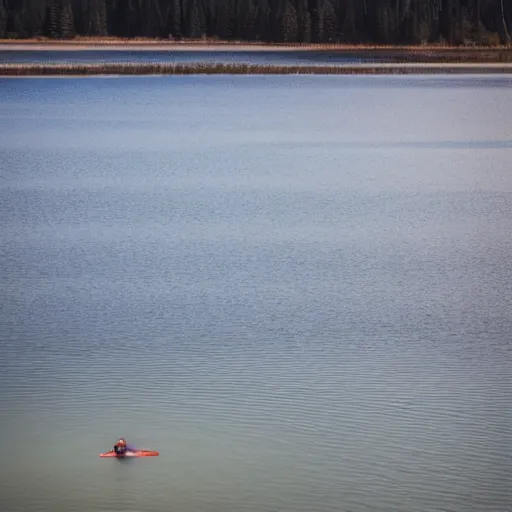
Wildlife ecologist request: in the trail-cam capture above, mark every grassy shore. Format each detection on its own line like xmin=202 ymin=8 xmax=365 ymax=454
xmin=1 ymin=36 xmax=511 ymax=48
xmin=1 ymin=62 xmax=512 ymax=76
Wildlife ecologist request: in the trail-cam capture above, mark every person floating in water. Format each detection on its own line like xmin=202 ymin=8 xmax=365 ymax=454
xmin=113 ymin=438 xmax=134 ymax=456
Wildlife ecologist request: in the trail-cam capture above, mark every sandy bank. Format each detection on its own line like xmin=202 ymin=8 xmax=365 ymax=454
xmin=1 ymin=41 xmax=306 ymax=52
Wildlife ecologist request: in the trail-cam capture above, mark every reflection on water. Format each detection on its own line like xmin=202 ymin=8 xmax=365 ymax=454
xmin=0 ymin=75 xmax=511 ymax=512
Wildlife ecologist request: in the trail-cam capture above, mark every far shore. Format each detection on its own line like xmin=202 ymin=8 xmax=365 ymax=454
xmin=1 ymin=37 xmax=511 ymax=48
xmin=1 ymin=38 xmax=512 ymax=63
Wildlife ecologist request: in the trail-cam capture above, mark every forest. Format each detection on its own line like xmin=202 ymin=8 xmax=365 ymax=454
xmin=1 ymin=0 xmax=511 ymax=45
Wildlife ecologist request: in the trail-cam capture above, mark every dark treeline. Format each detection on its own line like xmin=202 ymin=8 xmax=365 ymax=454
xmin=1 ymin=0 xmax=511 ymax=45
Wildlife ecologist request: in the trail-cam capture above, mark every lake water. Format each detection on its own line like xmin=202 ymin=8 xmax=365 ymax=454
xmin=0 ymin=49 xmax=376 ymax=66
xmin=1 ymin=74 xmax=511 ymax=512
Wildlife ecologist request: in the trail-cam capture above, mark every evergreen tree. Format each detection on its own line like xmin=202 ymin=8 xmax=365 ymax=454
xmin=239 ymin=0 xmax=257 ymax=39
xmin=60 ymin=0 xmax=74 ymax=38
xmin=297 ymin=0 xmax=311 ymax=42
xmin=27 ymin=0 xmax=47 ymax=37
xmin=13 ymin=1 xmax=31 ymax=38
xmin=311 ymin=0 xmax=324 ymax=42
xmin=0 ymin=0 xmax=6 ymax=38
xmin=280 ymin=0 xmax=298 ymax=41
xmin=187 ymin=0 xmax=205 ymax=37
xmin=88 ymin=0 xmax=107 ymax=36
xmin=323 ymin=0 xmax=336 ymax=41
xmin=499 ymin=0 xmax=510 ymax=43
xmin=340 ymin=0 xmax=356 ymax=41
xmin=45 ymin=0 xmax=59 ymax=37
xmin=169 ymin=0 xmax=182 ymax=37
xmin=254 ymin=0 xmax=271 ymax=40
xmin=375 ymin=1 xmax=394 ymax=42
xmin=215 ymin=0 xmax=232 ymax=39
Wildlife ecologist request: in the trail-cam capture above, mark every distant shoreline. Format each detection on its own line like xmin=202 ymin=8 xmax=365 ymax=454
xmin=1 ymin=37 xmax=511 ymax=47
xmin=1 ymin=62 xmax=512 ymax=77
xmin=2 ymin=38 xmax=512 ymax=75
xmin=1 ymin=38 xmax=512 ymax=63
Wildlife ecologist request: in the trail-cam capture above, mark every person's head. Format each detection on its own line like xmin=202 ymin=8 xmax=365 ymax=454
xmin=117 ymin=438 xmax=127 ymax=447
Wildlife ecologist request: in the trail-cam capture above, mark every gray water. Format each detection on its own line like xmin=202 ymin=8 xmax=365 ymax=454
xmin=0 ymin=49 xmax=376 ymax=65
xmin=1 ymin=75 xmax=511 ymax=512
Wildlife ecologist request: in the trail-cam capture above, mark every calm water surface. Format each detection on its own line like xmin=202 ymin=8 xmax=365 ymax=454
xmin=1 ymin=75 xmax=511 ymax=512
xmin=0 ymin=49 xmax=376 ymax=65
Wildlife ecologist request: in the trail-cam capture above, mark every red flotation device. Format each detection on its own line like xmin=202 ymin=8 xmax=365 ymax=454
xmin=99 ymin=449 xmax=159 ymax=458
